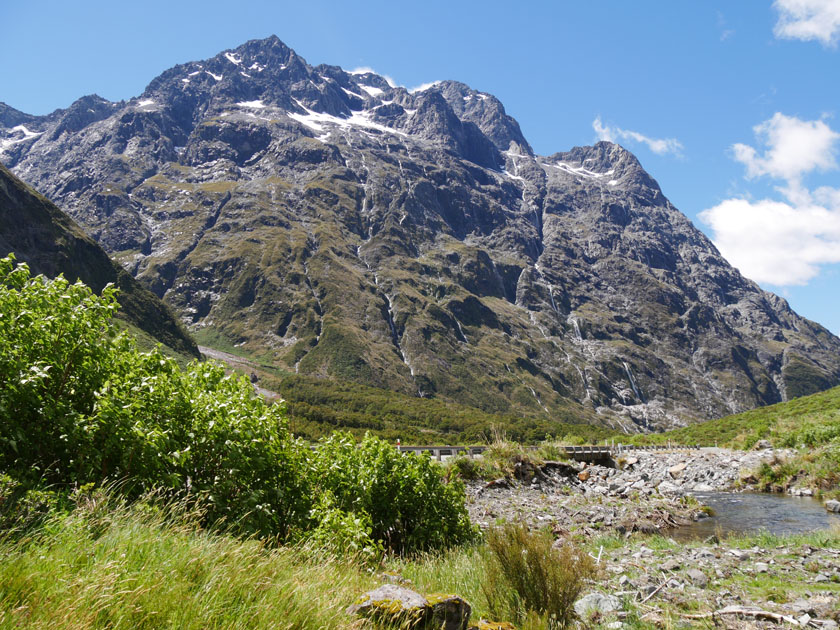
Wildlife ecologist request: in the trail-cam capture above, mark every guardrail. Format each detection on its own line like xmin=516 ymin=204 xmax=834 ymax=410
xmin=389 ymin=443 xmax=700 ymax=461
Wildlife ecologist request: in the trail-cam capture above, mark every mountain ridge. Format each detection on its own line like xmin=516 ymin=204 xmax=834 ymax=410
xmin=2 ymin=35 xmax=838 ymax=431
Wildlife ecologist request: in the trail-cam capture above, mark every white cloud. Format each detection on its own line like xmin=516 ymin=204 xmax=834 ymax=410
xmin=700 ymin=113 xmax=840 ymax=286
xmin=349 ymin=66 xmax=398 ymax=88
xmin=592 ymin=116 xmax=683 ymax=156
xmin=732 ymin=113 xmax=839 ymax=184
xmin=700 ymin=197 xmax=840 ymax=285
xmin=773 ymin=0 xmax=840 ymax=47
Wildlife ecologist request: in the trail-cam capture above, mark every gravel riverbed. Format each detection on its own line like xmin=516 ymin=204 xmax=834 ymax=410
xmin=464 ymin=448 xmax=840 ymax=628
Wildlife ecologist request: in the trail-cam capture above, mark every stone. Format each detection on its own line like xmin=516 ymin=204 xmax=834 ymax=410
xmin=821 ymin=620 xmax=839 ymax=630
xmin=754 ymin=440 xmax=772 ymax=449
xmin=657 ymin=481 xmax=680 ymax=495
xmin=470 ymin=622 xmax=515 ymax=630
xmin=348 ymin=586 xmax=471 ymax=630
xmin=574 ymin=592 xmax=622 ymax=617
xmin=686 ymin=568 xmax=708 ymax=588
xmin=661 ymin=558 xmax=681 ymax=571
xmin=824 ymin=499 xmax=840 ymax=513
xmin=728 ymin=549 xmax=750 ymax=561
xmin=668 ymin=462 xmax=687 ymax=478
xmin=578 ymin=470 xmax=591 ymax=482
xmin=429 ymin=594 xmax=472 ymax=630
xmin=693 ymin=483 xmax=715 ymax=492
xmin=754 ymin=562 xmax=769 ymax=572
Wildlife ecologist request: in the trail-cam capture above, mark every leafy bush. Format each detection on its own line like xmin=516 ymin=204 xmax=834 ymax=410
xmin=0 ymin=255 xmax=120 ymax=483
xmin=0 ymin=473 xmax=62 ymax=535
xmin=0 ymin=255 xmax=309 ymax=537
xmin=482 ymin=522 xmax=595 ymax=629
xmin=304 ymin=491 xmax=383 ymax=564
xmin=309 ymin=433 xmax=476 ymax=553
xmin=0 ymin=256 xmax=475 ymax=551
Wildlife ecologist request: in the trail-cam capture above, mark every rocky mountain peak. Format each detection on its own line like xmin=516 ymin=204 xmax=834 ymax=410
xmin=3 ymin=36 xmax=840 ymax=432
xmin=432 ymin=80 xmax=534 ymax=156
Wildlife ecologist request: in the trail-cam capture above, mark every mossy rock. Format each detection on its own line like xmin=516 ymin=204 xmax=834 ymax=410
xmin=348 ymin=585 xmax=471 ymax=630
xmin=469 ymin=622 xmax=516 ymax=630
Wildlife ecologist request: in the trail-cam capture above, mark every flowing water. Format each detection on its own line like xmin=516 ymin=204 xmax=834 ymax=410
xmin=673 ymin=492 xmax=840 ymax=541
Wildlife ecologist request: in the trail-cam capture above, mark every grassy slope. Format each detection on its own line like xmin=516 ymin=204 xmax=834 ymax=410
xmin=629 ymin=385 xmax=840 ymax=448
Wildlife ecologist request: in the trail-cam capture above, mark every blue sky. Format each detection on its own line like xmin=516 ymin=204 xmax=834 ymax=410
xmin=2 ymin=0 xmax=839 ymax=333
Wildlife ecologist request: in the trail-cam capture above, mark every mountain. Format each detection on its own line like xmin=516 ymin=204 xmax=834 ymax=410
xmin=0 ymin=163 xmax=199 ymax=358
xmin=3 ymin=35 xmax=839 ymax=431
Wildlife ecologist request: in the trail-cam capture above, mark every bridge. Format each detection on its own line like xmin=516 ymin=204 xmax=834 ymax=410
xmin=396 ymin=443 xmax=700 ymax=463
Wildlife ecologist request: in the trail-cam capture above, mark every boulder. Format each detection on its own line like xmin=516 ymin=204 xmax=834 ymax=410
xmin=429 ymin=594 xmax=472 ymax=630
xmin=348 ymin=586 xmax=472 ymax=630
xmin=578 ymin=469 xmax=591 ymax=482
xmin=469 ymin=621 xmax=516 ymax=630
xmin=348 ymin=585 xmax=427 ymax=625
xmin=668 ymin=462 xmax=687 ymax=478
xmin=824 ymin=499 xmax=840 ymax=513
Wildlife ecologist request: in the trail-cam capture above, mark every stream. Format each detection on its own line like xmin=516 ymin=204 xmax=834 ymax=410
xmin=673 ymin=491 xmax=840 ymax=540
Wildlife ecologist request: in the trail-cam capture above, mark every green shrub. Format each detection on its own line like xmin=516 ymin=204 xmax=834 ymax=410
xmin=303 ymin=491 xmax=383 ymax=564
xmin=0 ymin=255 xmax=120 ymax=483
xmin=482 ymin=522 xmax=595 ymax=629
xmin=0 ymin=255 xmax=311 ymax=537
xmin=0 ymin=473 xmax=62 ymax=535
xmin=0 ymin=255 xmax=475 ymax=552
xmin=309 ymin=433 xmax=476 ymax=553
xmin=447 ymin=454 xmax=489 ymax=481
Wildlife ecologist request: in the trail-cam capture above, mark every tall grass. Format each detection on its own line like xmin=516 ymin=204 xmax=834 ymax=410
xmin=0 ymin=494 xmax=376 ymax=630
xmin=483 ymin=523 xmax=596 ymax=629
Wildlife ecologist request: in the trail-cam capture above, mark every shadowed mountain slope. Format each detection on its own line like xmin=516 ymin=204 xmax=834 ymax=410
xmin=0 ymin=163 xmax=198 ymax=358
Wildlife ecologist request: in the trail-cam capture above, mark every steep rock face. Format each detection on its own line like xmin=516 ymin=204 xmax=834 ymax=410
xmin=0 ymin=163 xmax=199 ymax=358
xmin=3 ymin=35 xmax=839 ymax=430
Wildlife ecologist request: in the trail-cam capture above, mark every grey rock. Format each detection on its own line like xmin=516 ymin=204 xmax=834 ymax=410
xmin=728 ymin=549 xmax=750 ymax=561
xmin=686 ymin=568 xmax=708 ymax=588
xmin=657 ymin=481 xmax=680 ymax=495
xmin=824 ymin=499 xmax=840 ymax=513
xmin=661 ymin=558 xmax=681 ymax=571
xmin=754 ymin=562 xmax=769 ymax=572
xmin=574 ymin=592 xmax=622 ymax=617
xmin=348 ymin=586 xmax=471 ymax=630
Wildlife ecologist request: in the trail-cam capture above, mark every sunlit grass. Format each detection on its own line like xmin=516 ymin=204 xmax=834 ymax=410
xmin=0 ymin=496 xmax=377 ymax=630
